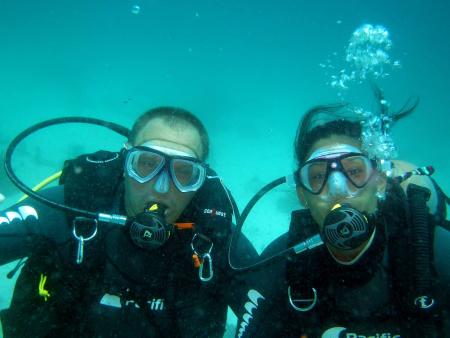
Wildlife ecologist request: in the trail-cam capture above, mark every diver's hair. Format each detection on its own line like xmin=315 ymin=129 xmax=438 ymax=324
xmin=295 ymin=87 xmax=419 ymax=167
xmin=371 ymin=84 xmax=419 ymax=122
xmin=294 ymin=104 xmax=361 ymax=166
xmin=129 ymin=106 xmax=209 ymax=160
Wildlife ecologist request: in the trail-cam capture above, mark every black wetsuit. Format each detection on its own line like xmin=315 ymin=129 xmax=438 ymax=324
xmin=236 ymin=182 xmax=450 ymax=338
xmin=0 ymin=160 xmax=257 ymax=337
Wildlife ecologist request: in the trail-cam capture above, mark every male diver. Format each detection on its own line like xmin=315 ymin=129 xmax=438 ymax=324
xmin=0 ymin=107 xmax=257 ymax=337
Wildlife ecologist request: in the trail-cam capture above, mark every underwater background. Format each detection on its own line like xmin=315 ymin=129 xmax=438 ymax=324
xmin=1 ymin=0 xmax=449 ymax=336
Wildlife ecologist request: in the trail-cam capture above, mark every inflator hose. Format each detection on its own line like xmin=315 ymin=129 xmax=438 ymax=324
xmin=407 ymin=184 xmax=432 ymax=304
xmin=407 ymin=183 xmax=439 ymax=336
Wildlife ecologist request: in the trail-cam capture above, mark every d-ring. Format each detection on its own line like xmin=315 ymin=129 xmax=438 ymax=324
xmin=288 ymin=285 xmax=317 ymax=312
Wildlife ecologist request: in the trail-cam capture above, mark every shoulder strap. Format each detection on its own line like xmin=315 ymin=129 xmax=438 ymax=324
xmin=181 ymin=167 xmax=233 ymax=235
xmin=59 ymin=149 xmax=124 ymax=267
xmin=286 ymin=210 xmax=323 ymax=304
xmin=60 ymin=150 xmax=124 ymax=215
xmin=54 ymin=150 xmax=121 ymax=326
xmin=384 ymin=178 xmax=411 ymax=303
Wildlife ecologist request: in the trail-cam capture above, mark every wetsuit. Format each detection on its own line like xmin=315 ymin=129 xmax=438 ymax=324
xmin=0 ymin=159 xmax=257 ymax=337
xmin=236 ymin=181 xmax=450 ymax=338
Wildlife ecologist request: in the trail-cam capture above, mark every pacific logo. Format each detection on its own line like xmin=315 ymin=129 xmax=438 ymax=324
xmin=0 ymin=205 xmax=38 ymax=225
xmin=322 ymin=327 xmax=400 ymax=338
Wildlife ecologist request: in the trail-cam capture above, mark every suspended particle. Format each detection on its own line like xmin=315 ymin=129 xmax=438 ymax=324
xmin=131 ymin=4 xmax=141 ymax=15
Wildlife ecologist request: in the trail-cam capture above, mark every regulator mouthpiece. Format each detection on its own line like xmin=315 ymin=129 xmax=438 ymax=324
xmin=129 ymin=202 xmax=173 ymax=250
xmin=322 ymin=204 xmax=373 ymax=251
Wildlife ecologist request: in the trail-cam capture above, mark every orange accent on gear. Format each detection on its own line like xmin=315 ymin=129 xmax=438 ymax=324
xmin=192 ymin=254 xmax=201 ymax=268
xmin=174 ymin=222 xmax=195 ymax=230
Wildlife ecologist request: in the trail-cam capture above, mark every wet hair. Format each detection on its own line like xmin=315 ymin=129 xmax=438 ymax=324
xmin=294 ymin=87 xmax=419 ymax=168
xmin=294 ymin=104 xmax=361 ymax=166
xmin=128 ymin=106 xmax=210 ymax=160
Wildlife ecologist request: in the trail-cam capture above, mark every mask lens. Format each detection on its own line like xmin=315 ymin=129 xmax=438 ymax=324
xmin=127 ymin=149 xmax=165 ymax=183
xmin=126 ymin=146 xmax=206 ymax=191
xmin=300 ymin=161 xmax=328 ymax=194
xmin=341 ymin=156 xmax=373 ymax=187
xmin=134 ymin=152 xmax=164 ymax=177
xmin=171 ymin=159 xmax=205 ymax=192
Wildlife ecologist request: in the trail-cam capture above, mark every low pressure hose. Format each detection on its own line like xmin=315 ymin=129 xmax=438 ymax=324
xmin=407 ymin=184 xmax=435 ymax=313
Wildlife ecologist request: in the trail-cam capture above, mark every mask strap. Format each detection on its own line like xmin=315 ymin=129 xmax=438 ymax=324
xmin=394 ymin=165 xmax=434 ymax=184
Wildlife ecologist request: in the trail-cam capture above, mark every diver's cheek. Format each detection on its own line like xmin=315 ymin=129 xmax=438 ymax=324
xmin=309 ymin=205 xmax=329 ymax=229
xmin=352 ymin=186 xmax=379 ymax=214
xmin=311 ymin=213 xmax=322 ymax=229
xmin=304 ymin=195 xmax=328 ymax=227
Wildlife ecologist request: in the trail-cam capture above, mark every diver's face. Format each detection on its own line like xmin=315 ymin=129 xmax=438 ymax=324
xmin=124 ymin=118 xmax=204 ymax=223
xmin=296 ymin=135 xmax=386 ymax=229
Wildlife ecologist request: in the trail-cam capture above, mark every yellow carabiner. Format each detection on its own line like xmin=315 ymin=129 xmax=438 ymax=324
xmin=38 ymin=273 xmax=51 ymax=301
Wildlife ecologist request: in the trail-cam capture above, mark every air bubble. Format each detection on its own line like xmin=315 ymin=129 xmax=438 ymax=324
xmin=327 ymin=24 xmax=401 ymax=90
xmin=131 ymin=4 xmax=140 ymax=15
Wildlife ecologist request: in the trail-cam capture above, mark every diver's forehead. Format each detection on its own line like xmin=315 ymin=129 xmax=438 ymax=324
xmin=134 ymin=118 xmax=203 ymax=158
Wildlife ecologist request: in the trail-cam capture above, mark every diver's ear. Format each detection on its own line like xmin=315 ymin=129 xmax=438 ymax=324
xmin=296 ymin=186 xmax=308 ymax=208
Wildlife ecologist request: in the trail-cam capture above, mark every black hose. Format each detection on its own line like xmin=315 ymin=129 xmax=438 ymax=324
xmin=4 ymin=116 xmax=130 ymax=218
xmin=228 ymin=176 xmax=295 ymax=271
xmin=407 ymin=183 xmax=439 ymax=335
xmin=240 ymin=177 xmax=286 ymax=226
xmin=408 ymin=184 xmax=432 ymax=298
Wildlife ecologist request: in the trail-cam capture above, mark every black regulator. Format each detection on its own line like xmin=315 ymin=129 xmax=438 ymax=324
xmin=129 ymin=202 xmax=173 ymax=250
xmin=322 ymin=203 xmax=375 ymax=251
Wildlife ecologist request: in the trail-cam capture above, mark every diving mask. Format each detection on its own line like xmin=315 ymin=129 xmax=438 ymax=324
xmin=297 ymin=145 xmax=376 ymax=199
xmin=125 ymin=142 xmax=207 ymax=193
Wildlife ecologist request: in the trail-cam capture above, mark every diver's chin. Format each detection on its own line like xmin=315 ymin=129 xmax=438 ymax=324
xmin=327 ymin=232 xmax=375 ymax=266
xmin=164 ymin=211 xmax=176 ymax=224
xmin=157 ymin=205 xmax=177 ymax=225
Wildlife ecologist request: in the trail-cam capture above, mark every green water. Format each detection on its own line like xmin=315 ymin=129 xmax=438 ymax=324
xmin=1 ymin=0 xmax=449 ymax=336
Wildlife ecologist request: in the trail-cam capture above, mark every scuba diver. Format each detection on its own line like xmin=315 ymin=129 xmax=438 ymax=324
xmin=0 ymin=106 xmax=258 ymax=337
xmin=233 ymin=95 xmax=450 ymax=337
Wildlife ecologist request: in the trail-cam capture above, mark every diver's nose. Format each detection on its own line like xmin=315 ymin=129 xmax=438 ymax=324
xmin=153 ymin=170 xmax=170 ymax=194
xmin=327 ymin=171 xmax=350 ymax=198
